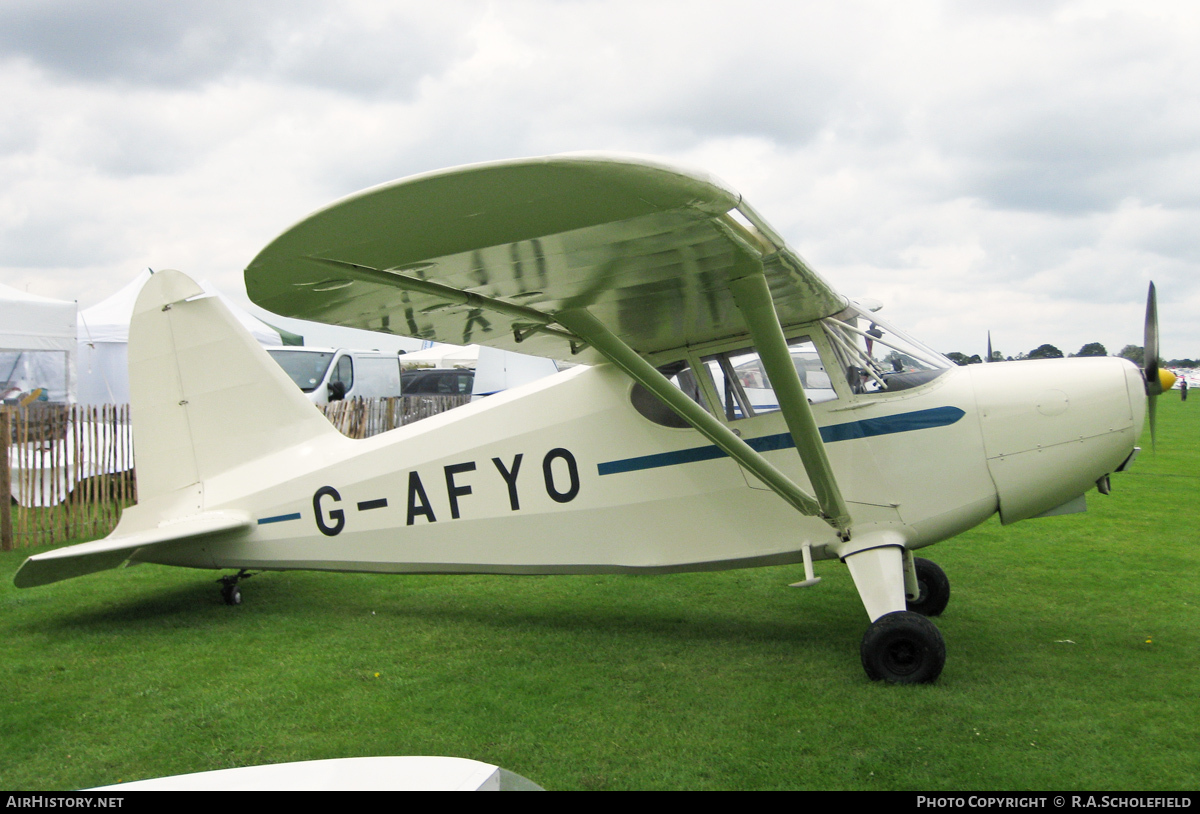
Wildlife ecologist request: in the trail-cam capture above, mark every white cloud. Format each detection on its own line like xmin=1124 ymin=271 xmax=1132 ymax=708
xmin=0 ymin=0 xmax=1197 ymax=358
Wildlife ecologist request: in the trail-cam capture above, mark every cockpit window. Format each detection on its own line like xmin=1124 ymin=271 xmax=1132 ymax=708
xmin=822 ymin=307 xmax=952 ymax=395
xmin=701 ymin=337 xmax=837 ymax=421
xmin=630 ymin=359 xmax=709 ymax=428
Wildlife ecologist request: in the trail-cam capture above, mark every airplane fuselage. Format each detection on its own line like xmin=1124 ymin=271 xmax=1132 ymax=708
xmin=17 ymin=153 xmax=1158 ymax=684
xmin=130 ymin=338 xmax=1143 ymax=578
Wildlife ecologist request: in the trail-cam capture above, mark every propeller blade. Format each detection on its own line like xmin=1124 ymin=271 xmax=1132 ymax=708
xmin=1149 ymin=393 xmax=1158 ymax=451
xmin=1145 ymin=282 xmax=1161 ymax=395
xmin=987 ymin=331 xmax=993 ymax=363
xmin=1143 ymin=281 xmax=1166 ymax=450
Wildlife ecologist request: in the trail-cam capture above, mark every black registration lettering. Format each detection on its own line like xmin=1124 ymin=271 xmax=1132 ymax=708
xmin=313 ymin=486 xmax=345 ymax=536
xmin=444 ymin=462 xmax=477 ymax=520
xmin=407 ymin=471 xmax=437 ymax=525
xmin=542 ymin=448 xmax=580 ymax=503
xmin=492 ymin=454 xmax=523 ymax=511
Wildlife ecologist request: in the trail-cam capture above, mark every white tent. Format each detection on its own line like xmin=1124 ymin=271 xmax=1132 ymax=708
xmin=398 ymin=343 xmax=480 ymax=368
xmin=77 ymin=270 xmax=286 ymax=404
xmin=0 ymin=283 xmax=77 ymax=403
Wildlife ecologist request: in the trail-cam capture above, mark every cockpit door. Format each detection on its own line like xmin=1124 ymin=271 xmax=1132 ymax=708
xmin=694 ymin=332 xmax=905 ymax=520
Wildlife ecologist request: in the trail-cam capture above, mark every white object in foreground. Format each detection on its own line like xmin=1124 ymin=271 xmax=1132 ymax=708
xmin=92 ymin=756 xmax=542 ymax=791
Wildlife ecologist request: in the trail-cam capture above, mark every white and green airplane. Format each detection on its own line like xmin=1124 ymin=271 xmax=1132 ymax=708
xmin=15 ymin=154 xmax=1172 ymax=683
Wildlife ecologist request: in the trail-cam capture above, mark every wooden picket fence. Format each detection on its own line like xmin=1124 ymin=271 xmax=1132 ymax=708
xmin=320 ymin=395 xmax=472 ymax=439
xmin=1 ymin=396 xmax=471 ymax=551
xmin=0 ymin=404 xmax=135 ymax=551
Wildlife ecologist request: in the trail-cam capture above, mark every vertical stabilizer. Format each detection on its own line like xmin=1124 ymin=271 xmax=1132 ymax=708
xmin=129 ymin=270 xmax=341 ymax=504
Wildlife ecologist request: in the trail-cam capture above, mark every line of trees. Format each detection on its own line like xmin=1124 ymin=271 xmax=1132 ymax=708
xmin=943 ymin=342 xmax=1198 ymax=367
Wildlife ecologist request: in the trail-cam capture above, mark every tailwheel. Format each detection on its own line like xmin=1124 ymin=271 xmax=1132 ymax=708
xmin=907 ymin=557 xmax=950 ymax=617
xmin=217 ymin=570 xmax=254 ymax=606
xmin=861 ymin=610 xmax=945 ymax=684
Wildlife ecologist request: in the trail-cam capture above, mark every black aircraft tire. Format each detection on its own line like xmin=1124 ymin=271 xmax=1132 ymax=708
xmin=907 ymin=557 xmax=950 ymax=617
xmin=861 ymin=611 xmax=946 ymax=684
xmin=222 ymin=585 xmax=242 ymax=606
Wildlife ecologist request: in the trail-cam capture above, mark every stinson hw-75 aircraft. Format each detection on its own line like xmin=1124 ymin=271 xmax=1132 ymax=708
xmin=16 ymin=154 xmax=1171 ymax=683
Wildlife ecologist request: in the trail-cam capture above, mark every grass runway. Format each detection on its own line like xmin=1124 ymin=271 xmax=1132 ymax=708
xmin=1 ymin=397 xmax=1196 ymax=790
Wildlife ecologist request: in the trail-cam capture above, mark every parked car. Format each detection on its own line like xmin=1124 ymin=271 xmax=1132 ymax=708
xmin=400 ymin=368 xmax=475 ymax=396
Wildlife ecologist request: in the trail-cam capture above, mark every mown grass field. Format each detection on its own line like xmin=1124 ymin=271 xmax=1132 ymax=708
xmin=1 ymin=397 xmax=1196 ymax=790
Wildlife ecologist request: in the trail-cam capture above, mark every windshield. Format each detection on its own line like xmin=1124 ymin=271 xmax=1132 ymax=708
xmin=267 ymin=350 xmax=335 ymax=393
xmin=822 ymin=307 xmax=952 ymax=395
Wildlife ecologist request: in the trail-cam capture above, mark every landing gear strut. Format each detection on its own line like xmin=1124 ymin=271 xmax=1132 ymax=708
xmin=842 ymin=541 xmax=948 ymax=683
xmin=218 ymin=570 xmax=254 ymax=605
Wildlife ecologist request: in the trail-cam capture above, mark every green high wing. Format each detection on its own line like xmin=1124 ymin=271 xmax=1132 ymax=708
xmin=246 ymin=152 xmax=853 ymax=533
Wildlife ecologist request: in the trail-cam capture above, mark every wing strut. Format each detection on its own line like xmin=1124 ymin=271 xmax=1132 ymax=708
xmin=307 ymin=258 xmax=581 ymax=345
xmin=726 ymin=248 xmax=852 ymax=533
xmin=555 ymin=307 xmax=847 ymax=535
xmin=308 ymin=248 xmax=852 ymax=535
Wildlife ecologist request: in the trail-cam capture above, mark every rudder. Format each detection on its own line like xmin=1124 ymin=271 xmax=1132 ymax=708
xmin=129 ymin=269 xmax=341 ymax=504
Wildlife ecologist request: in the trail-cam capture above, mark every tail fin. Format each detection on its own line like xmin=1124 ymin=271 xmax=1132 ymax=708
xmin=15 ymin=269 xmax=334 ymax=588
xmin=129 ymin=269 xmax=340 ymax=503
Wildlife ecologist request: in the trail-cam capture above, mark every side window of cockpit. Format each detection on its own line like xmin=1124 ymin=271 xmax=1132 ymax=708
xmin=630 ymin=360 xmax=709 ymax=428
xmin=701 ymin=337 xmax=837 ymax=421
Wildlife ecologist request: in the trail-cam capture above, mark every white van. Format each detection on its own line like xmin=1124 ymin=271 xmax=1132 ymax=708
xmin=266 ymin=347 xmax=403 ymax=405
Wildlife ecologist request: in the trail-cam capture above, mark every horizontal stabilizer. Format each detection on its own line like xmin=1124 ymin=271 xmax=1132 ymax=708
xmin=13 ymin=512 xmax=250 ymax=588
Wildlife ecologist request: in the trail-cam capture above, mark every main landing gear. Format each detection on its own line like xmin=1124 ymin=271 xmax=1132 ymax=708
xmin=842 ymin=542 xmax=951 ymax=684
xmin=906 ymin=557 xmax=951 ymax=618
xmin=861 ymin=611 xmax=946 ymax=684
xmin=218 ymin=570 xmax=254 ymax=605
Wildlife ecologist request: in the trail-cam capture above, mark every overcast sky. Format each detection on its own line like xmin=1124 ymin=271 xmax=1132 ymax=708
xmin=2 ymin=0 xmax=1198 ymax=359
